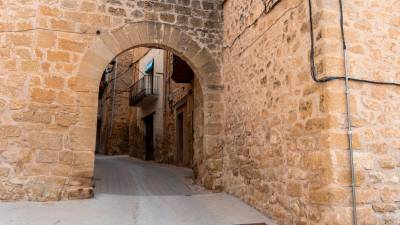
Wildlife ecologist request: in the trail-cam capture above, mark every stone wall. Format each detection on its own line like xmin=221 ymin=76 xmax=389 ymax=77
xmin=163 ymin=51 xmax=194 ymax=166
xmin=223 ymin=0 xmax=400 ymax=224
xmin=223 ymin=0 xmax=327 ymax=223
xmin=2 ymin=0 xmax=398 ymax=224
xmin=128 ymin=47 xmax=150 ymax=160
xmin=96 ymin=50 xmax=133 ymax=155
xmin=128 ymin=49 xmax=195 ymax=166
xmin=129 ymin=48 xmax=166 ymax=161
xmin=0 ymin=0 xmax=224 ymax=201
xmin=321 ymin=0 xmax=400 ymax=224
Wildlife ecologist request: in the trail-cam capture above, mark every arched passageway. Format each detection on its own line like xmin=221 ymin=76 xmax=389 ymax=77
xmin=73 ymin=21 xmax=225 ymax=197
xmin=93 ymin=46 xmax=203 ymax=196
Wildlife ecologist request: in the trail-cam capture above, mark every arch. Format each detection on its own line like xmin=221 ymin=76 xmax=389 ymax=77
xmin=73 ymin=21 xmax=224 ymax=191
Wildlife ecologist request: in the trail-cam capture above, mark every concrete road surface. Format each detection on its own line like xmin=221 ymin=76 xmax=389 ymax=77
xmin=0 ymin=155 xmax=276 ymax=225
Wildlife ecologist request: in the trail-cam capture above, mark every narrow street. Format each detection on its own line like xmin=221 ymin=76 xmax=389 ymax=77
xmin=0 ymin=156 xmax=276 ymax=225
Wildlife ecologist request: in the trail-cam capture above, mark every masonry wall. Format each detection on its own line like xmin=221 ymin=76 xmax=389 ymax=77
xmin=223 ymin=0 xmax=329 ymax=223
xmin=128 ymin=49 xmax=195 ymax=166
xmin=128 ymin=47 xmax=151 ymax=159
xmin=129 ymin=49 xmax=166 ymax=160
xmin=96 ymin=50 xmax=133 ymax=155
xmin=0 ymin=0 xmax=224 ymax=201
xmin=163 ymin=52 xmax=194 ymax=166
xmin=323 ymin=0 xmax=400 ymax=224
xmin=223 ymin=0 xmax=400 ymax=224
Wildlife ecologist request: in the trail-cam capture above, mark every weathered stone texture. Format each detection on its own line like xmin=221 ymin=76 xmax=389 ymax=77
xmin=223 ymin=0 xmax=400 ymax=224
xmin=0 ymin=0 xmax=223 ymax=201
xmin=96 ymin=50 xmax=133 ymax=156
xmin=1 ymin=0 xmax=398 ymax=224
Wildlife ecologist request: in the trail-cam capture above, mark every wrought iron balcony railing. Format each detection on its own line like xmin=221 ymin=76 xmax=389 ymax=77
xmin=129 ymin=75 xmax=159 ymax=106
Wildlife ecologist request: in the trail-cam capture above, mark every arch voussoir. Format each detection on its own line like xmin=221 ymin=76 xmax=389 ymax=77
xmin=125 ymin=23 xmax=143 ymax=47
xmin=146 ymin=22 xmax=164 ymax=46
xmin=182 ymin=39 xmax=202 ymax=60
xmin=134 ymin=22 xmax=151 ymax=45
xmin=111 ymin=27 xmax=134 ymax=52
xmin=76 ymin=41 xmax=115 ymax=80
xmin=99 ymin=32 xmax=123 ymax=56
xmin=161 ymin=24 xmax=174 ymax=46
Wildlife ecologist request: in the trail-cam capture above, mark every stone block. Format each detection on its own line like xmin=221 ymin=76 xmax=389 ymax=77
xmin=67 ymin=187 xmax=93 ymax=200
xmin=67 ymin=76 xmax=98 ymax=92
xmin=0 ymin=125 xmax=21 ymax=138
xmin=59 ymin=151 xmax=73 ymax=165
xmin=111 ymin=27 xmax=133 ymax=51
xmin=0 ymin=99 xmax=5 ymax=112
xmin=21 ymin=60 xmax=39 ymax=72
xmin=39 ymin=5 xmax=61 ymax=17
xmin=71 ymin=167 xmax=93 ymax=178
xmin=78 ymin=92 xmax=98 ymax=107
xmin=47 ymin=50 xmax=70 ymax=62
xmin=50 ymin=18 xmax=75 ymax=31
xmin=303 ymin=151 xmax=332 ymax=170
xmin=0 ymin=167 xmax=10 ymax=177
xmin=36 ymin=150 xmax=58 ymax=163
xmin=2 ymin=148 xmax=31 ymax=164
xmin=100 ymin=32 xmax=122 ymax=55
xmin=57 ymin=91 xmax=76 ymax=106
xmin=51 ymin=164 xmax=71 ymax=177
xmin=26 ymin=132 xmax=63 ymax=151
xmin=379 ymin=156 xmax=396 ymax=169
xmin=6 ymin=34 xmax=33 ymax=46
xmin=69 ymin=127 xmax=96 ymax=151
xmin=125 ymin=24 xmax=143 ymax=46
xmin=23 ymin=164 xmax=49 ymax=176
xmin=55 ymin=107 xmax=79 ymax=127
xmin=381 ymin=186 xmax=400 ymax=203
xmin=58 ymin=38 xmax=87 ymax=53
xmin=357 ymin=207 xmax=378 ymax=225
xmin=37 ymin=30 xmax=56 ymax=48
xmin=78 ymin=107 xmax=97 ymax=127
xmin=73 ymin=152 xmax=94 ymax=167
xmin=309 ymin=186 xmax=349 ymax=205
xmin=286 ymin=182 xmax=303 ymax=197
xmin=45 ymin=76 xmax=65 ymax=89
xmin=372 ymin=203 xmax=397 ymax=212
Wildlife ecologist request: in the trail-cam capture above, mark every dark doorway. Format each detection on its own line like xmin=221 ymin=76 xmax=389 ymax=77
xmin=144 ymin=114 xmax=154 ymax=161
xmin=176 ymin=112 xmax=184 ymax=164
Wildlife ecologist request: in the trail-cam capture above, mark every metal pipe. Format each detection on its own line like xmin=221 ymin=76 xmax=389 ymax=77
xmin=109 ymin=58 xmax=118 ymax=137
xmin=308 ymin=0 xmax=358 ymax=223
xmin=338 ymin=1 xmax=358 ymax=224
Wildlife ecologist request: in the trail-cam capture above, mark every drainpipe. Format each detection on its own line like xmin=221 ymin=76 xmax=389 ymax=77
xmin=109 ymin=58 xmax=118 ymax=137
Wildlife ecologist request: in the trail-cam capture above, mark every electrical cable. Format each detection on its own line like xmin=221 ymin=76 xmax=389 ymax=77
xmin=102 ymin=61 xmax=152 ymax=102
xmin=338 ymin=0 xmax=358 ymax=224
xmin=106 ymin=63 xmax=147 ymax=85
xmin=307 ymin=0 xmax=400 ymax=87
xmin=106 ymin=63 xmax=134 ymax=84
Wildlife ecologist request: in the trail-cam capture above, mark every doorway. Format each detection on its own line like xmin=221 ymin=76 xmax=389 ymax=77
xmin=176 ymin=112 xmax=184 ymax=165
xmin=144 ymin=114 xmax=155 ymax=161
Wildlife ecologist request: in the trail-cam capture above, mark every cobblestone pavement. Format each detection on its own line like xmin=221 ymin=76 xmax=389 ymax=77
xmin=0 ymin=156 xmax=276 ymax=225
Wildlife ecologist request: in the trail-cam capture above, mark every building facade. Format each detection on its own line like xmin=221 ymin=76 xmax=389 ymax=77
xmin=96 ymin=51 xmax=134 ymax=155
xmin=0 ymin=0 xmax=399 ymax=224
xmin=96 ymin=47 xmax=195 ymax=166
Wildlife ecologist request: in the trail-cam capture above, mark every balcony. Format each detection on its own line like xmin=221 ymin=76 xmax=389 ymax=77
xmin=129 ymin=75 xmax=159 ymax=107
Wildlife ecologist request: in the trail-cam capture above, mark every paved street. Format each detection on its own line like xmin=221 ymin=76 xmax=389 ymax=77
xmin=0 ymin=156 xmax=276 ymax=225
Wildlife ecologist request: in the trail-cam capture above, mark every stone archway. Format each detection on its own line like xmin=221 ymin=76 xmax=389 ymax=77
xmin=71 ymin=21 xmax=224 ymax=198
